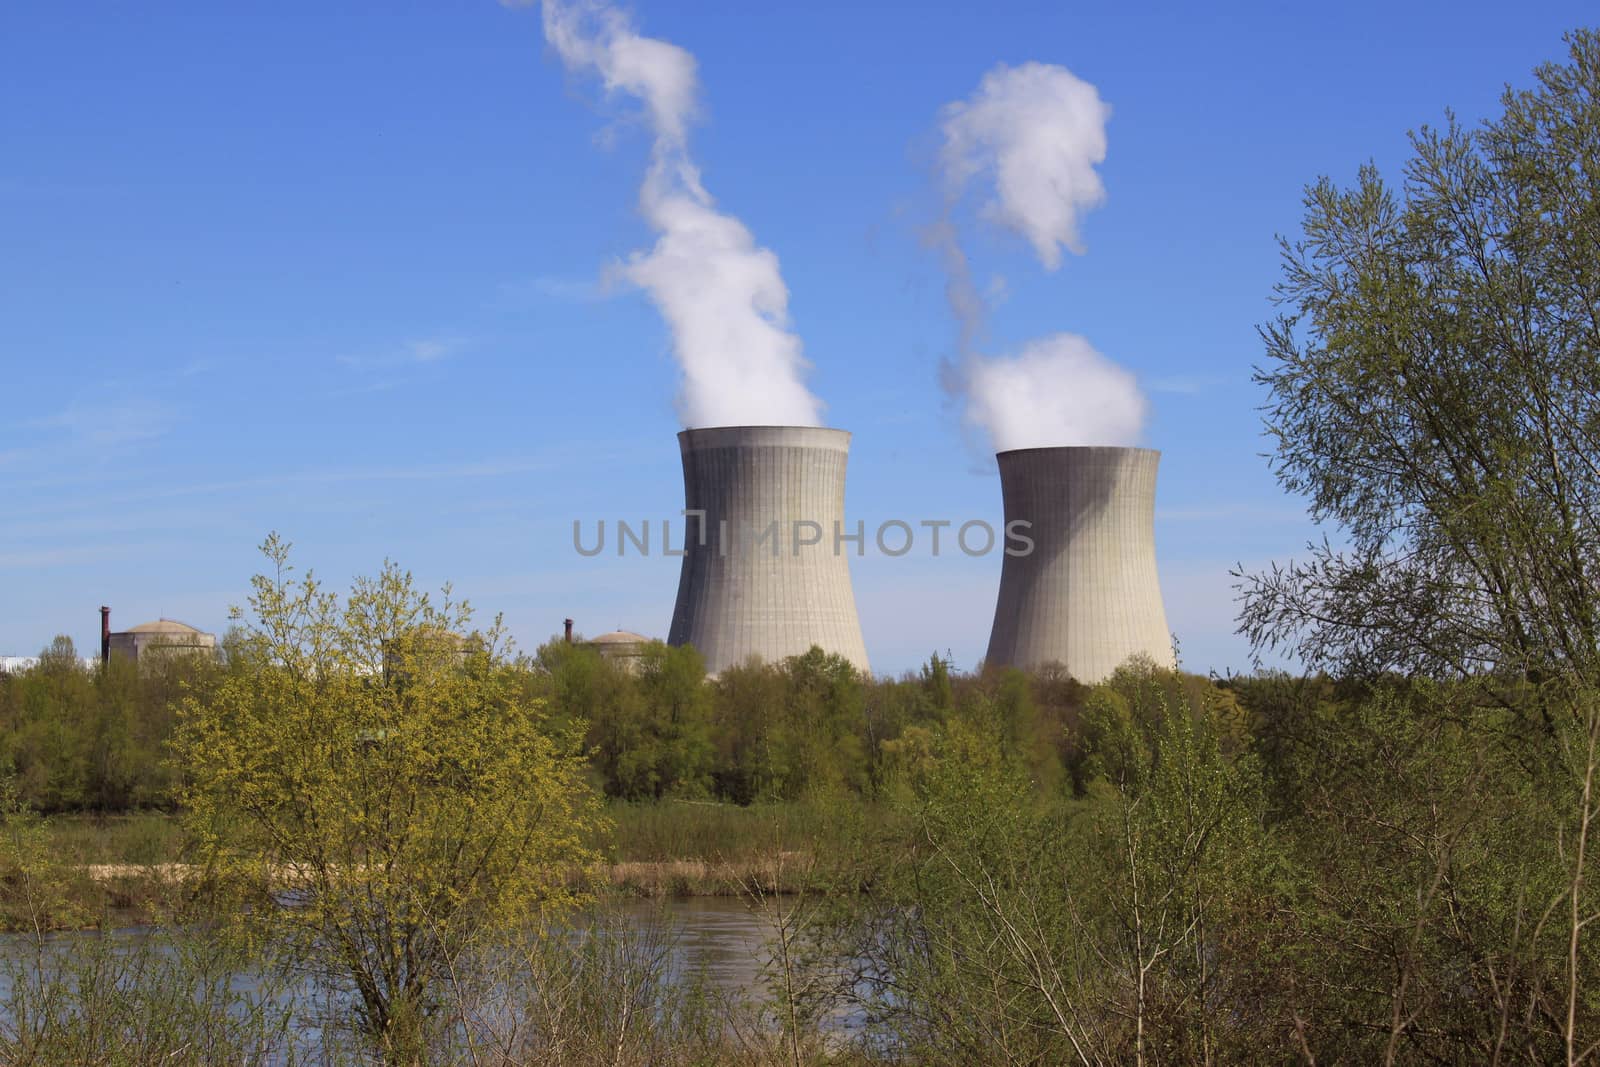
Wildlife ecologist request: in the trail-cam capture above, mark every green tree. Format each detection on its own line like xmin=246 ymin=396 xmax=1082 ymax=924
xmin=631 ymin=641 xmax=714 ymax=798
xmin=10 ymin=637 xmax=94 ymax=810
xmin=862 ymin=680 xmax=1270 ymax=1065
xmin=779 ymin=647 xmax=868 ymax=798
xmin=1240 ymin=29 xmax=1600 ymax=697
xmin=172 ymin=536 xmax=604 ymax=1060
xmin=1239 ymin=30 xmax=1600 ymax=1059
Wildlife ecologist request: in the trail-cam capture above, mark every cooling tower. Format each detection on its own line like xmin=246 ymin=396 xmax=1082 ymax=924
xmin=668 ymin=426 xmax=870 ymax=675
xmin=985 ymin=446 xmax=1171 ymax=683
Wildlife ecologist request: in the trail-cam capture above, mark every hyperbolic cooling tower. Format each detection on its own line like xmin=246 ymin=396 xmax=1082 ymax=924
xmin=668 ymin=426 xmax=870 ymax=675
xmin=985 ymin=446 xmax=1171 ymax=683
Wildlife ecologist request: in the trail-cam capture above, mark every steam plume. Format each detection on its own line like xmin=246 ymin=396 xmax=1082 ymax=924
xmin=935 ymin=62 xmax=1144 ymax=451
xmin=542 ymin=0 xmax=822 ymax=428
xmin=941 ymin=61 xmax=1110 ymax=270
xmin=966 ymin=333 xmax=1143 ymax=452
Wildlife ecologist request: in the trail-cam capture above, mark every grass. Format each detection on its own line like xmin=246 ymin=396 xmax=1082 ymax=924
xmin=608 ymin=798 xmax=842 ymax=862
xmin=24 ymin=798 xmax=877 ymax=923
xmin=45 ymin=800 xmax=848 ymax=866
xmin=43 ymin=811 xmax=184 ymax=866
xmin=603 ymin=797 xmax=885 ymax=896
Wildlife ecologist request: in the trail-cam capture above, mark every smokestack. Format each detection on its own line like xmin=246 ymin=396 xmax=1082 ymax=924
xmin=668 ymin=426 xmax=869 ymax=675
xmin=985 ymin=446 xmax=1171 ymax=683
xmin=99 ymin=606 xmax=110 ymax=666
xmin=564 ymin=618 xmax=574 ymax=644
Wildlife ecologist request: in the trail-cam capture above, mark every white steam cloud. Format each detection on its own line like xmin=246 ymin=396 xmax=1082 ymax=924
xmin=941 ymin=61 xmax=1110 ymax=270
xmin=966 ymin=333 xmax=1144 ymax=452
xmin=541 ymin=0 xmax=822 ymax=428
xmin=936 ymin=62 xmax=1144 ymax=452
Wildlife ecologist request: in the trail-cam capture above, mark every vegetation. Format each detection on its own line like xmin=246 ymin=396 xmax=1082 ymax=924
xmin=0 ymin=633 xmax=211 ymax=813
xmin=0 ymin=26 xmax=1595 ymax=1065
xmin=168 ymin=536 xmax=607 ymax=1058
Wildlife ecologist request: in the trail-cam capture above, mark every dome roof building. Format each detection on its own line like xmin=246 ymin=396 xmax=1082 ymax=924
xmin=585 ymin=629 xmax=652 ymax=670
xmin=108 ymin=617 xmax=217 ymax=663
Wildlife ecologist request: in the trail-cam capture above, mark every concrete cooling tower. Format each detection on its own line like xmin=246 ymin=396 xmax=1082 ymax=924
xmin=985 ymin=446 xmax=1171 ymax=683
xmin=668 ymin=426 xmax=870 ymax=676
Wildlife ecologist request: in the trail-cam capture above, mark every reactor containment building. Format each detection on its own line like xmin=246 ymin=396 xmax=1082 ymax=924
xmin=667 ymin=425 xmax=870 ymax=676
xmin=985 ymin=446 xmax=1171 ymax=683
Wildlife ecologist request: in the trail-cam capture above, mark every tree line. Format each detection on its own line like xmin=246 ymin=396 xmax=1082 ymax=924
xmin=0 ymin=621 xmax=1226 ymax=815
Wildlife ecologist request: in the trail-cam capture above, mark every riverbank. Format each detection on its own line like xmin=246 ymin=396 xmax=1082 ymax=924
xmin=15 ymin=799 xmax=867 ymax=930
xmin=83 ymin=853 xmax=819 ymax=894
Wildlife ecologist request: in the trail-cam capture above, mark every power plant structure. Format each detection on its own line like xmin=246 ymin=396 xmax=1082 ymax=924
xmin=102 ymin=609 xmax=217 ymax=665
xmin=668 ymin=426 xmax=870 ymax=675
xmin=985 ymin=446 xmax=1171 ymax=683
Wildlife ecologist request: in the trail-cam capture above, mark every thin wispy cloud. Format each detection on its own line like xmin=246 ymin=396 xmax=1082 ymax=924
xmin=25 ymin=399 xmax=172 ymax=448
xmin=1156 ymin=504 xmax=1311 ymax=524
xmin=1149 ymin=375 xmax=1229 ymax=395
xmin=0 ymin=544 xmax=141 ymax=569
xmin=178 ymin=357 xmax=220 ymax=378
xmin=325 ymin=379 xmax=407 ymax=399
xmin=3 ymin=439 xmax=656 ymax=517
xmin=0 ymin=506 xmax=244 ymax=543
xmin=495 ymin=274 xmax=610 ymax=305
xmin=407 ymin=338 xmax=459 ymax=363
xmin=336 ymin=336 xmax=470 ymax=370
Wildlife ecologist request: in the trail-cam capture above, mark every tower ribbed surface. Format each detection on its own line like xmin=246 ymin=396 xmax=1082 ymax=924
xmin=985 ymin=446 xmax=1171 ymax=682
xmin=668 ymin=426 xmax=870 ymax=675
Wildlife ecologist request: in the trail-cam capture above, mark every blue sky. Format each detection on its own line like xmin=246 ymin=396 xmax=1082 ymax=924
xmin=2 ymin=1 xmax=1592 ymax=677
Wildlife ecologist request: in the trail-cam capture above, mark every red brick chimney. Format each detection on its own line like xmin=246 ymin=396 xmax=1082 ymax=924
xmin=99 ymin=606 xmax=111 ymax=665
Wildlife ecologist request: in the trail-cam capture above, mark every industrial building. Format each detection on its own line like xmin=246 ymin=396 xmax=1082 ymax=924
xmin=11 ymin=441 xmax=1177 ymax=686
xmin=985 ymin=446 xmax=1172 ymax=683
xmin=587 ymin=629 xmax=651 ymax=670
xmin=102 ymin=607 xmax=217 ymax=664
xmin=668 ymin=425 xmax=870 ymax=675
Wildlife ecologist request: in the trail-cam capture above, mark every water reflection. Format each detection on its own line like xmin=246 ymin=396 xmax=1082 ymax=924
xmin=0 ymin=896 xmax=789 ymax=1019
xmin=613 ymin=896 xmax=769 ymax=990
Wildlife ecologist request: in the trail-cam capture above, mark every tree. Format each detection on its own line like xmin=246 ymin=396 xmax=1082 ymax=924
xmin=631 ymin=641 xmax=714 ymax=798
xmin=172 ymin=536 xmax=604 ymax=1060
xmin=858 ymin=669 xmax=1271 ymax=1065
xmin=1240 ymin=31 xmax=1600 ymax=1060
xmin=1239 ymin=29 xmax=1600 ymax=698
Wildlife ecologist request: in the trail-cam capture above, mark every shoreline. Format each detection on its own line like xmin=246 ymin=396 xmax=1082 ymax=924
xmin=39 ymin=854 xmax=822 ymax=933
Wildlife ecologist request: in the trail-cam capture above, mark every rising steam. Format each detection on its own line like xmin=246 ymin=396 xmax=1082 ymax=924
xmin=936 ymin=62 xmax=1145 ymax=452
xmin=942 ymin=61 xmax=1110 ymax=270
xmin=966 ymin=333 xmax=1144 ymax=452
xmin=541 ymin=0 xmax=822 ymax=428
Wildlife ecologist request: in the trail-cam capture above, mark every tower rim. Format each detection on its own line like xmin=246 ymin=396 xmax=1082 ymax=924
xmin=677 ymin=425 xmax=852 ymax=451
xmin=994 ymin=444 xmax=1161 ymax=460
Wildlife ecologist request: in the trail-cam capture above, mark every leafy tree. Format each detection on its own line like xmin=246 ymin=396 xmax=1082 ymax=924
xmin=920 ymin=651 xmax=954 ymax=713
xmin=861 ymin=670 xmax=1271 ymax=1065
xmin=1240 ymin=31 xmax=1600 ymax=1059
xmin=172 ymin=536 xmax=604 ymax=1060
xmin=779 ymin=648 xmax=868 ymax=798
xmin=537 ymin=639 xmax=714 ymax=800
xmin=1240 ymin=29 xmax=1600 ymax=697
xmin=631 ymin=641 xmax=714 ymax=798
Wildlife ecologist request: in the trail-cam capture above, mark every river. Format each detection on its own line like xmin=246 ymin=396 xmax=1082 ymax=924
xmin=0 ymin=896 xmax=864 ymax=1056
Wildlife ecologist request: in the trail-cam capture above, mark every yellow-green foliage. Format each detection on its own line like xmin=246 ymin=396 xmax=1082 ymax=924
xmin=0 ymin=779 xmax=93 ymax=933
xmin=172 ymin=534 xmax=607 ymax=1049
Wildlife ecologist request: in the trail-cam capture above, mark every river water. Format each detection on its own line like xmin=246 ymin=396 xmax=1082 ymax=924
xmin=612 ymin=895 xmax=772 ymax=986
xmin=0 ymin=896 xmax=844 ymax=1049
